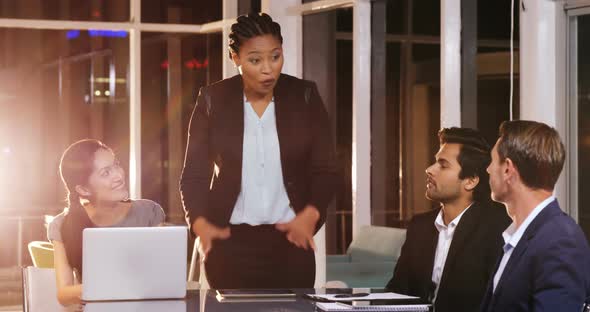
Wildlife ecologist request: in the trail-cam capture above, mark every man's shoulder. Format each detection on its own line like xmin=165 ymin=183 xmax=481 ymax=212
xmin=481 ymin=200 xmax=510 ymax=217
xmin=408 ymin=209 xmax=438 ymax=228
xmin=535 ymin=209 xmax=587 ymax=244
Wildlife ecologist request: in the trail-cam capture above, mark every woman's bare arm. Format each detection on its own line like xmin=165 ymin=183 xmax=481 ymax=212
xmin=52 ymin=240 xmax=82 ymax=305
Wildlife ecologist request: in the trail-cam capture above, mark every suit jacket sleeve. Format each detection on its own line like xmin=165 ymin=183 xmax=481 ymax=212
xmin=180 ymin=87 xmax=215 ymax=230
xmin=532 ymin=234 xmax=588 ymax=311
xmin=306 ymin=81 xmax=339 ymax=231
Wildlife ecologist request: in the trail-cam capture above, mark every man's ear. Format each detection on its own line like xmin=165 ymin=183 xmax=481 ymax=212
xmin=504 ymin=157 xmax=518 ymax=184
xmin=464 ymin=175 xmax=480 ymax=192
xmin=75 ymin=185 xmax=91 ymax=198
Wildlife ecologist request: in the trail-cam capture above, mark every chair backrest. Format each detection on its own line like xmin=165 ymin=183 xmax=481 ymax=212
xmin=346 ymin=225 xmax=407 ymax=262
xmin=28 ymin=241 xmax=54 ymax=269
xmin=22 ymin=266 xmax=70 ymax=312
xmin=188 ymin=237 xmax=210 ymax=289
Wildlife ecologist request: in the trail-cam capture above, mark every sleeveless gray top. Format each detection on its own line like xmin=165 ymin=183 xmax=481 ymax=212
xmin=47 ymin=199 xmax=165 ymax=242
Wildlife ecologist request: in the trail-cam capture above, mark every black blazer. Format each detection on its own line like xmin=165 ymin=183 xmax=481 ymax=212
xmin=180 ymin=74 xmax=339 ymax=232
xmin=386 ymin=202 xmax=510 ymax=312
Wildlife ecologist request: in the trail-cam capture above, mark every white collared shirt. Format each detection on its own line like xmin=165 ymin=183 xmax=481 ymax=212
xmin=431 ymin=203 xmax=473 ymax=301
xmin=229 ymin=96 xmax=296 ymax=225
xmin=492 ymin=195 xmax=555 ymax=292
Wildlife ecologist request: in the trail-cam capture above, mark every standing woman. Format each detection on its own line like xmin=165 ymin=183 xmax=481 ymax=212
xmin=180 ymin=13 xmax=339 ymax=289
xmin=48 ymin=139 xmax=165 ymax=305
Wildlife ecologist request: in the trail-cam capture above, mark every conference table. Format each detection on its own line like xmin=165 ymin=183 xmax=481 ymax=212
xmin=82 ymin=288 xmax=426 ymax=311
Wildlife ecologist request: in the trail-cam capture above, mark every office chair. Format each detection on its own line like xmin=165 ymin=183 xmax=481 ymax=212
xmin=27 ymin=241 xmax=54 ymax=269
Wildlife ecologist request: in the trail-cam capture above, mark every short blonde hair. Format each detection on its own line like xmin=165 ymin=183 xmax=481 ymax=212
xmin=497 ymin=120 xmax=565 ymax=191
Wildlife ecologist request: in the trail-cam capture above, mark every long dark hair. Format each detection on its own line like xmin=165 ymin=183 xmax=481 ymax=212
xmin=228 ymin=12 xmax=283 ymax=59
xmin=59 ymin=139 xmax=111 ymax=276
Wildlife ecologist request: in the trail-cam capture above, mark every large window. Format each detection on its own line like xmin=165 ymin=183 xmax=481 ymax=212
xmin=384 ymin=0 xmax=442 ymax=224
xmin=302 ymin=7 xmax=353 ymax=254
xmin=141 ymin=0 xmax=221 ymax=24
xmin=298 ymin=0 xmax=519 ymax=254
xmin=568 ymin=8 xmax=590 ymax=240
xmin=476 ymin=0 xmax=520 ymax=145
xmin=0 ymin=29 xmax=130 ymax=216
xmin=0 ymin=0 xmax=129 ymax=21
xmin=576 ymin=14 xmax=590 ymax=239
xmin=0 ymin=28 xmax=131 ymax=277
xmin=0 ymin=2 xmax=222 ymax=277
xmin=140 ymin=32 xmax=222 ymax=222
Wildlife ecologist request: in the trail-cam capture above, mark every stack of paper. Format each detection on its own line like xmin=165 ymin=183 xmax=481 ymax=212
xmin=315 ymin=302 xmax=430 ymax=311
xmin=307 ymin=292 xmax=419 ymax=302
xmin=308 ymin=292 xmax=431 ymax=312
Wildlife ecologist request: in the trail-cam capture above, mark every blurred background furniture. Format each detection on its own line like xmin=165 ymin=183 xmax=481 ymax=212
xmin=326 ymin=225 xmax=406 ymax=288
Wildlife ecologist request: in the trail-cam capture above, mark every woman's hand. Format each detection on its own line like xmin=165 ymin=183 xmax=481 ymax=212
xmin=275 ymin=205 xmax=320 ymax=250
xmin=192 ymin=217 xmax=231 ymax=260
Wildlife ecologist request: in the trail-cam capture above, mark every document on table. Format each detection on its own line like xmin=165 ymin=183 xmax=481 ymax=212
xmin=315 ymin=302 xmax=430 ymax=311
xmin=307 ymin=292 xmax=419 ymax=302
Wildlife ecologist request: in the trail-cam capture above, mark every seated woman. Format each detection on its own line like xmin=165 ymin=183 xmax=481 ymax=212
xmin=47 ymin=139 xmax=165 ymax=305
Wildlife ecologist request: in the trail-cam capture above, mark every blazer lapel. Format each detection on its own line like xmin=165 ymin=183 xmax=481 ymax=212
xmin=438 ymin=203 xmax=482 ymax=289
xmin=425 ymin=211 xmax=440 ymax=284
xmin=491 ymin=200 xmax=561 ymax=302
xmin=272 ymin=74 xmax=292 ymax=169
xmin=490 ymin=239 xmax=529 ymax=305
xmin=481 ymin=255 xmax=503 ymax=312
xmin=223 ymin=75 xmax=245 ymax=171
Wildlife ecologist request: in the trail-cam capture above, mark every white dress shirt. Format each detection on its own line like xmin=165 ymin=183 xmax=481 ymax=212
xmin=229 ymin=96 xmax=296 ymax=225
xmin=431 ymin=204 xmax=472 ymax=301
xmin=492 ymin=195 xmax=555 ymax=292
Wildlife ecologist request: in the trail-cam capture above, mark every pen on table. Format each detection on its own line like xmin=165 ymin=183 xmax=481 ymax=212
xmin=333 ymin=293 xmax=370 ymax=298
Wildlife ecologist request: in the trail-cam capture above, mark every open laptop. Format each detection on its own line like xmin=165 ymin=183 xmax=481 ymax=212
xmin=84 ymin=299 xmax=187 ymax=312
xmin=81 ymin=226 xmax=187 ymax=302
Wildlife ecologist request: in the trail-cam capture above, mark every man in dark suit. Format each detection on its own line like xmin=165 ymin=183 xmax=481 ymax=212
xmin=481 ymin=120 xmax=590 ymax=312
xmin=386 ymin=128 xmax=510 ymax=312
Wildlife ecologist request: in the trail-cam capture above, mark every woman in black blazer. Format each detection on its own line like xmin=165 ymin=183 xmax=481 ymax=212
xmin=180 ymin=13 xmax=339 ymax=289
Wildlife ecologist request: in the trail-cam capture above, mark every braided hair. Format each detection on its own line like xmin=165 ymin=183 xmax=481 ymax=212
xmin=59 ymin=139 xmax=110 ymax=278
xmin=228 ymin=13 xmax=283 ymax=59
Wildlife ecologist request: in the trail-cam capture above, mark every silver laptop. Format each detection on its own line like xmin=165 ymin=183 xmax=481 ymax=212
xmin=81 ymin=226 xmax=187 ymax=302
xmin=84 ymin=299 xmax=186 ymax=312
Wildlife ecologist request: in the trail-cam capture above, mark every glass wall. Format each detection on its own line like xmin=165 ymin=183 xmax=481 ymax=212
xmin=0 ymin=2 xmax=227 ymax=306
xmin=0 ymin=28 xmax=130 ymax=213
xmin=0 ymin=0 xmax=525 ymax=281
xmin=0 ymin=0 xmax=129 ymax=21
xmin=141 ymin=0 xmax=221 ymax=24
xmin=140 ymin=32 xmax=222 ymax=222
xmin=0 ymin=27 xmax=130 ymax=270
xmin=575 ymin=14 xmax=590 ymax=240
xmin=302 ymin=8 xmax=353 ymax=254
xmin=0 ymin=2 xmax=223 ymax=277
xmin=476 ymin=0 xmax=520 ymax=145
xmin=379 ymin=0 xmax=441 ymax=226
xmin=298 ymin=0 xmax=519 ymax=253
